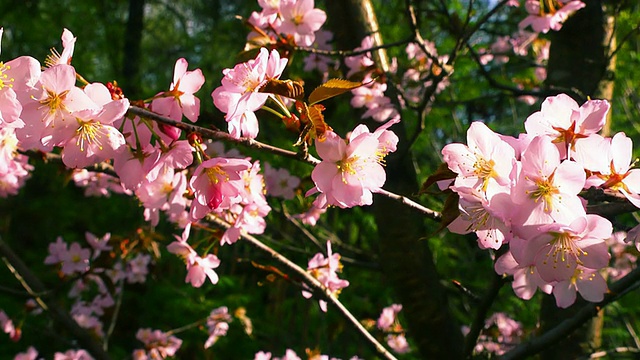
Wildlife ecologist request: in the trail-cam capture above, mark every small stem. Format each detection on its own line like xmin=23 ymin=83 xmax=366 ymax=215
xmin=207 ymin=215 xmax=398 ymax=360
xmin=261 ymin=104 xmax=286 ymax=119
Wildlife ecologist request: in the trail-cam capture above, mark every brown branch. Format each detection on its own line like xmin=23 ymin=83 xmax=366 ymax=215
xmin=463 ymin=273 xmax=506 ymax=357
xmin=126 ymin=106 xmax=321 ymax=166
xmin=206 ymin=215 xmax=398 ymax=360
xmin=0 ymin=236 xmax=111 ymax=360
xmin=502 ymin=264 xmax=640 ymax=360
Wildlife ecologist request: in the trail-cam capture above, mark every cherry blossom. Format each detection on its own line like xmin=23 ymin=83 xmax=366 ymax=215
xmin=442 ymin=121 xmax=516 ymax=197
xmin=264 ymin=162 xmax=301 ymax=199
xmin=511 ymin=135 xmax=586 ymax=230
xmin=133 ymin=328 xmax=182 ymax=359
xmin=552 ymin=266 xmax=607 ymax=308
xmin=278 ymin=0 xmax=327 ymax=46
xmin=310 ymin=121 xmax=398 ymax=208
xmin=582 ymin=132 xmax=640 ymax=208
xmin=517 ymin=215 xmax=611 ymax=282
xmin=151 ymin=58 xmax=204 ymax=123
xmin=189 ymin=157 xmax=252 ymax=220
xmin=303 ymin=241 xmax=349 ymax=312
xmin=13 ymin=347 xmax=38 ymax=360
xmin=524 ymin=93 xmax=609 ymax=159
xmin=212 ymin=48 xmax=287 ymax=138
xmin=53 ymin=349 xmax=94 ymax=360
xmin=204 ymin=306 xmax=232 ymax=349
xmin=519 ymin=0 xmax=586 ymax=34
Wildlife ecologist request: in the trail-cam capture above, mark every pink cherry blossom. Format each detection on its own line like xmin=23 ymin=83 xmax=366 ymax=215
xmin=185 ymin=254 xmax=221 ymax=287
xmin=212 ymin=48 xmax=287 ymax=139
xmin=447 ymin=187 xmax=513 ymax=250
xmin=377 ymin=304 xmax=402 ymax=331
xmin=167 ymin=227 xmax=221 ymax=287
xmin=278 ymin=0 xmax=327 ymax=46
xmin=125 ymin=253 xmax=152 ymax=284
xmin=583 ymin=132 xmax=640 ymax=208
xmin=189 ymin=157 xmax=252 ymax=220
xmin=71 ymin=169 xmax=132 ymax=197
xmin=511 ymin=135 xmax=586 ymax=229
xmin=495 ymin=249 xmax=552 ymax=300
xmin=13 ymin=346 xmax=38 ymax=360
xmin=264 ymin=162 xmax=301 ymax=199
xmin=85 ymin=232 xmax=112 ymax=259
xmin=0 ymin=310 xmax=19 ymax=341
xmin=524 ymin=93 xmax=609 ymax=159
xmin=60 ymin=242 xmax=91 ymax=275
xmin=310 ymin=122 xmax=396 ymax=208
xmin=151 ymin=58 xmax=204 ymax=123
xmin=519 ymin=0 xmax=586 ymax=34
xmin=302 ymin=241 xmax=349 ymax=312
xmin=607 ymin=231 xmax=637 ymax=281
xmin=134 ymin=328 xmax=182 ymax=359
xmin=53 ymin=349 xmax=93 ymax=360
xmin=386 ymin=334 xmax=411 ymax=354
xmin=17 ymin=64 xmax=96 ymax=151
xmin=442 ymin=121 xmax=515 ymax=197
xmin=523 ymin=215 xmax=611 ymax=282
xmin=552 ymin=266 xmax=607 ymax=308
xmin=204 ymin=306 xmax=232 ymax=349
xmin=56 ymin=98 xmax=129 ymax=168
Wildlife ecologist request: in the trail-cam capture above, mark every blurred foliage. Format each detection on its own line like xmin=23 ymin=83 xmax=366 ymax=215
xmin=1 ymin=0 xmax=640 ymax=359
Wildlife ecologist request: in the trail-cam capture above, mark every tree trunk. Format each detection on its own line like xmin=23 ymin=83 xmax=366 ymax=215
xmin=325 ymin=1 xmax=464 ymax=358
xmin=122 ymin=0 xmax=145 ymax=98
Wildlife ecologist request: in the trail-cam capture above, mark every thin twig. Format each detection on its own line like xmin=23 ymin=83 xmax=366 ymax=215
xmin=463 ymin=273 xmax=506 ymax=357
xmin=375 ymin=188 xmax=441 ymax=221
xmin=0 ymin=236 xmax=111 ymax=360
xmin=295 ymin=38 xmax=413 ymax=58
xmin=206 ymin=215 xmax=398 ymax=360
xmin=103 ymin=281 xmax=124 ymax=351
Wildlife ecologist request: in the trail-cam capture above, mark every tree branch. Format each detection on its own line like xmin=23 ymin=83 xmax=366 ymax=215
xmin=206 ymin=215 xmax=398 ymax=360
xmin=502 ymin=264 xmax=640 ymax=360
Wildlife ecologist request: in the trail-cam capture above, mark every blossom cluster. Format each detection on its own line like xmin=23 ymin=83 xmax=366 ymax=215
xmin=254 ymin=349 xmax=363 ymax=360
xmin=248 ymin=0 xmax=327 ymax=47
xmin=302 ymin=241 xmax=349 ymax=312
xmin=518 ymin=0 xmax=586 ymax=34
xmin=43 ymin=232 xmax=152 ymax=339
xmin=442 ymin=93 xmax=637 ymax=308
xmin=462 ymin=312 xmax=523 ymax=356
xmin=376 ymin=304 xmax=411 ymax=354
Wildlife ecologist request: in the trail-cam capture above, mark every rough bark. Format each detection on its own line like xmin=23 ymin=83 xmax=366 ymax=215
xmin=325 ymin=1 xmax=464 ymax=358
xmin=122 ymin=0 xmax=145 ymax=98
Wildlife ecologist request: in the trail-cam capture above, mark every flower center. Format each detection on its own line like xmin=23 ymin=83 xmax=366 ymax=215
xmin=205 ymin=166 xmax=229 ymax=185
xmin=474 ymin=157 xmax=496 ymax=191
xmin=527 ymin=172 xmax=559 ymax=212
xmin=543 ymin=232 xmax=587 ymax=268
xmin=337 ymin=156 xmax=360 ymax=184
xmin=0 ymin=62 xmax=14 ymax=90
xmin=39 ymin=88 xmax=70 ymax=115
xmin=75 ymin=120 xmax=104 ymax=152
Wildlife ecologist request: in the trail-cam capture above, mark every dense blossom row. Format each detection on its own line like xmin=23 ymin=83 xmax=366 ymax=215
xmin=442 ymin=94 xmax=639 ymax=307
